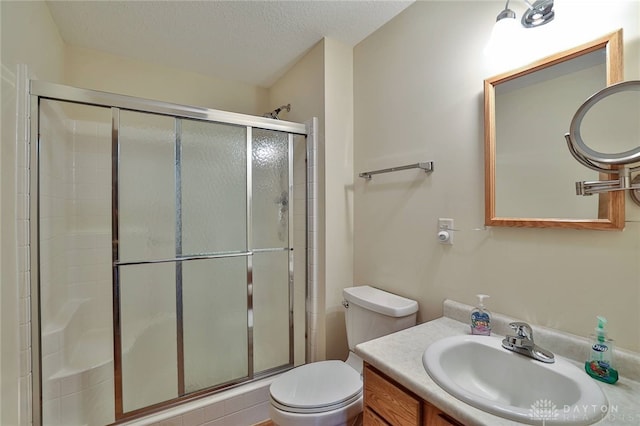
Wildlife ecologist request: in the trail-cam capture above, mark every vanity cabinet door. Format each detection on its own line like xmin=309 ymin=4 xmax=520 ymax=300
xmin=364 ymin=407 xmax=391 ymax=425
xmin=364 ymin=364 xmax=420 ymax=426
xmin=423 ymin=402 xmax=464 ymax=426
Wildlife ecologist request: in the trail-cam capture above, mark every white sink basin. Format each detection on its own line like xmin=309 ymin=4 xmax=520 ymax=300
xmin=422 ymin=335 xmax=608 ymax=425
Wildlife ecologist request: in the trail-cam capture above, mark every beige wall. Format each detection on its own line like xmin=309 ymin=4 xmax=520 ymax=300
xmin=269 ymin=40 xmax=325 ymax=126
xmin=322 ymin=38 xmax=354 ymax=361
xmin=354 ymin=1 xmax=640 ymax=353
xmin=65 ymin=45 xmax=269 ymax=116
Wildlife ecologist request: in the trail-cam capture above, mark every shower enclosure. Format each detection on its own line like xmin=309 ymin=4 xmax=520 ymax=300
xmin=30 ymin=82 xmax=312 ymax=425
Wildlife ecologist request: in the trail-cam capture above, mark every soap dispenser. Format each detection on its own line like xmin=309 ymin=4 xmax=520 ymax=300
xmin=470 ymin=294 xmax=491 ymax=336
xmin=585 ymin=316 xmax=618 ymax=384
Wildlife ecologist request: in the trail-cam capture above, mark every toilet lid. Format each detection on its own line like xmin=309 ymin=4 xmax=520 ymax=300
xmin=270 ymin=360 xmax=362 ymax=412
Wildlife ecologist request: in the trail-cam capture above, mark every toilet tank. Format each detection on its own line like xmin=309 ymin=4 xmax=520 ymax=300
xmin=343 ymin=285 xmax=418 ymax=351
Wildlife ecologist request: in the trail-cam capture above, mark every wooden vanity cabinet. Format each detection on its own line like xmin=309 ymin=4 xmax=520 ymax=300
xmin=363 ymin=363 xmax=464 ymax=426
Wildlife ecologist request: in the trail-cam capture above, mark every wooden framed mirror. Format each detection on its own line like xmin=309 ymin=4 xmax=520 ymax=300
xmin=484 ymin=29 xmax=624 ymax=230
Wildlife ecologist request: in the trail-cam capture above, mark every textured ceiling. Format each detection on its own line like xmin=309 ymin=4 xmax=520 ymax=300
xmin=46 ymin=0 xmax=414 ymax=88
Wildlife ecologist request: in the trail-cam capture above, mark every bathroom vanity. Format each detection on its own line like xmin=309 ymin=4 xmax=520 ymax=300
xmin=364 ymin=363 xmax=462 ymax=425
xmin=357 ymin=300 xmax=640 ymax=426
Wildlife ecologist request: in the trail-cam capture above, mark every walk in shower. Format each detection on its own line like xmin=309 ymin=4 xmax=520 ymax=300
xmin=30 ymin=81 xmax=312 ymax=425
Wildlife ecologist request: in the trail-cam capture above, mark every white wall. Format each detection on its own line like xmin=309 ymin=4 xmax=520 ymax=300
xmin=354 ymin=1 xmax=640 ymax=353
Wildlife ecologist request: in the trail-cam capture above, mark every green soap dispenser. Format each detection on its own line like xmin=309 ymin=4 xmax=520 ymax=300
xmin=585 ymin=316 xmax=618 ymax=384
xmin=470 ymin=294 xmax=491 ymax=336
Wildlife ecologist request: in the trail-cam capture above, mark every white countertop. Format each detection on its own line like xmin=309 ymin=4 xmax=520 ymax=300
xmin=354 ymin=300 xmax=640 ymax=426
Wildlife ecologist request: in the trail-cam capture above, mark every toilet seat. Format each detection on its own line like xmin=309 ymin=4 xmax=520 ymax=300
xmin=270 ymin=360 xmax=362 ymax=414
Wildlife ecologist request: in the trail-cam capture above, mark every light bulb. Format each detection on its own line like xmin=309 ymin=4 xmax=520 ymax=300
xmin=484 ymin=17 xmax=519 ymax=58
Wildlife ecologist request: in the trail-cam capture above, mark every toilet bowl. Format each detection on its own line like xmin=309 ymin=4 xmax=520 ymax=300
xmin=268 ymin=286 xmax=418 ymax=426
xmin=269 ymin=356 xmax=363 ymax=426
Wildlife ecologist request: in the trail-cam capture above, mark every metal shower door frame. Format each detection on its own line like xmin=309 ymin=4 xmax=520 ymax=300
xmin=29 ymin=80 xmax=309 ymax=424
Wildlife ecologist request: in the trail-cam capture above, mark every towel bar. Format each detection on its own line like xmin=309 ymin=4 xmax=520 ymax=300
xmin=359 ymin=162 xmax=434 ymax=180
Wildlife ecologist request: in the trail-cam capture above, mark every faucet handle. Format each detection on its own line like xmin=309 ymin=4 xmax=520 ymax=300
xmin=509 ymin=322 xmax=533 ymax=340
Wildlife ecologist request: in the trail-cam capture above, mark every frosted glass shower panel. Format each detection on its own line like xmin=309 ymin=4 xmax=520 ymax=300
xmin=181 ymin=120 xmax=247 ymax=254
xmin=252 ymin=129 xmax=289 ymax=249
xmin=253 ymin=251 xmax=290 ymax=372
xmin=119 ymin=263 xmax=178 ymax=412
xmin=118 ymin=111 xmax=176 ymax=262
xmin=38 ymin=100 xmax=115 ymax=426
xmin=182 ymin=257 xmax=248 ymax=393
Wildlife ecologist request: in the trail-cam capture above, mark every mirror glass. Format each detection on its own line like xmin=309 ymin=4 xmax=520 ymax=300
xmin=485 ymin=30 xmax=624 ymax=230
xmin=579 ymin=88 xmax=640 ymax=157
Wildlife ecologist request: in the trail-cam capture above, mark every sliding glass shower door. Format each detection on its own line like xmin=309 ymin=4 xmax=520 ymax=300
xmin=117 ymin=111 xmax=180 ymax=412
xmin=33 ymin=82 xmax=309 ymax=425
xmin=115 ymin=112 xmax=296 ymax=415
xmin=180 ymin=119 xmax=250 ymax=395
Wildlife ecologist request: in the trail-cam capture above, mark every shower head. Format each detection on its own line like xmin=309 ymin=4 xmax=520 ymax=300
xmin=264 ymin=103 xmax=291 ymax=120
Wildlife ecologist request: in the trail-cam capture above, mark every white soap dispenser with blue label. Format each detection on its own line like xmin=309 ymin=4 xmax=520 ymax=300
xmin=470 ymin=294 xmax=491 ymax=336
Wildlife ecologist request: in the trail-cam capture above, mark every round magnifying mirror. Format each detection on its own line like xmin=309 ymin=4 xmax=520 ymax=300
xmin=569 ymin=81 xmax=640 ymax=165
xmin=631 ymin=175 xmax=640 ymax=205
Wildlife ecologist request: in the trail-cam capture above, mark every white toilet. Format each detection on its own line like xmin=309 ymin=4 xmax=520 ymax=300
xmin=269 ymin=285 xmax=418 ymax=426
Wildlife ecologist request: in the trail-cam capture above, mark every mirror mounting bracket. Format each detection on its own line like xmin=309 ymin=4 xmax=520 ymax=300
xmin=565 ymin=80 xmax=640 ymax=202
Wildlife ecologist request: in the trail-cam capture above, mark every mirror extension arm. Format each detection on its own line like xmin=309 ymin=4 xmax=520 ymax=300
xmin=566 ymin=80 xmax=640 ymax=197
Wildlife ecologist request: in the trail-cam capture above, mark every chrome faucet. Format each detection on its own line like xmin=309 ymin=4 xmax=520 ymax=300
xmin=502 ymin=322 xmax=555 ymax=363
